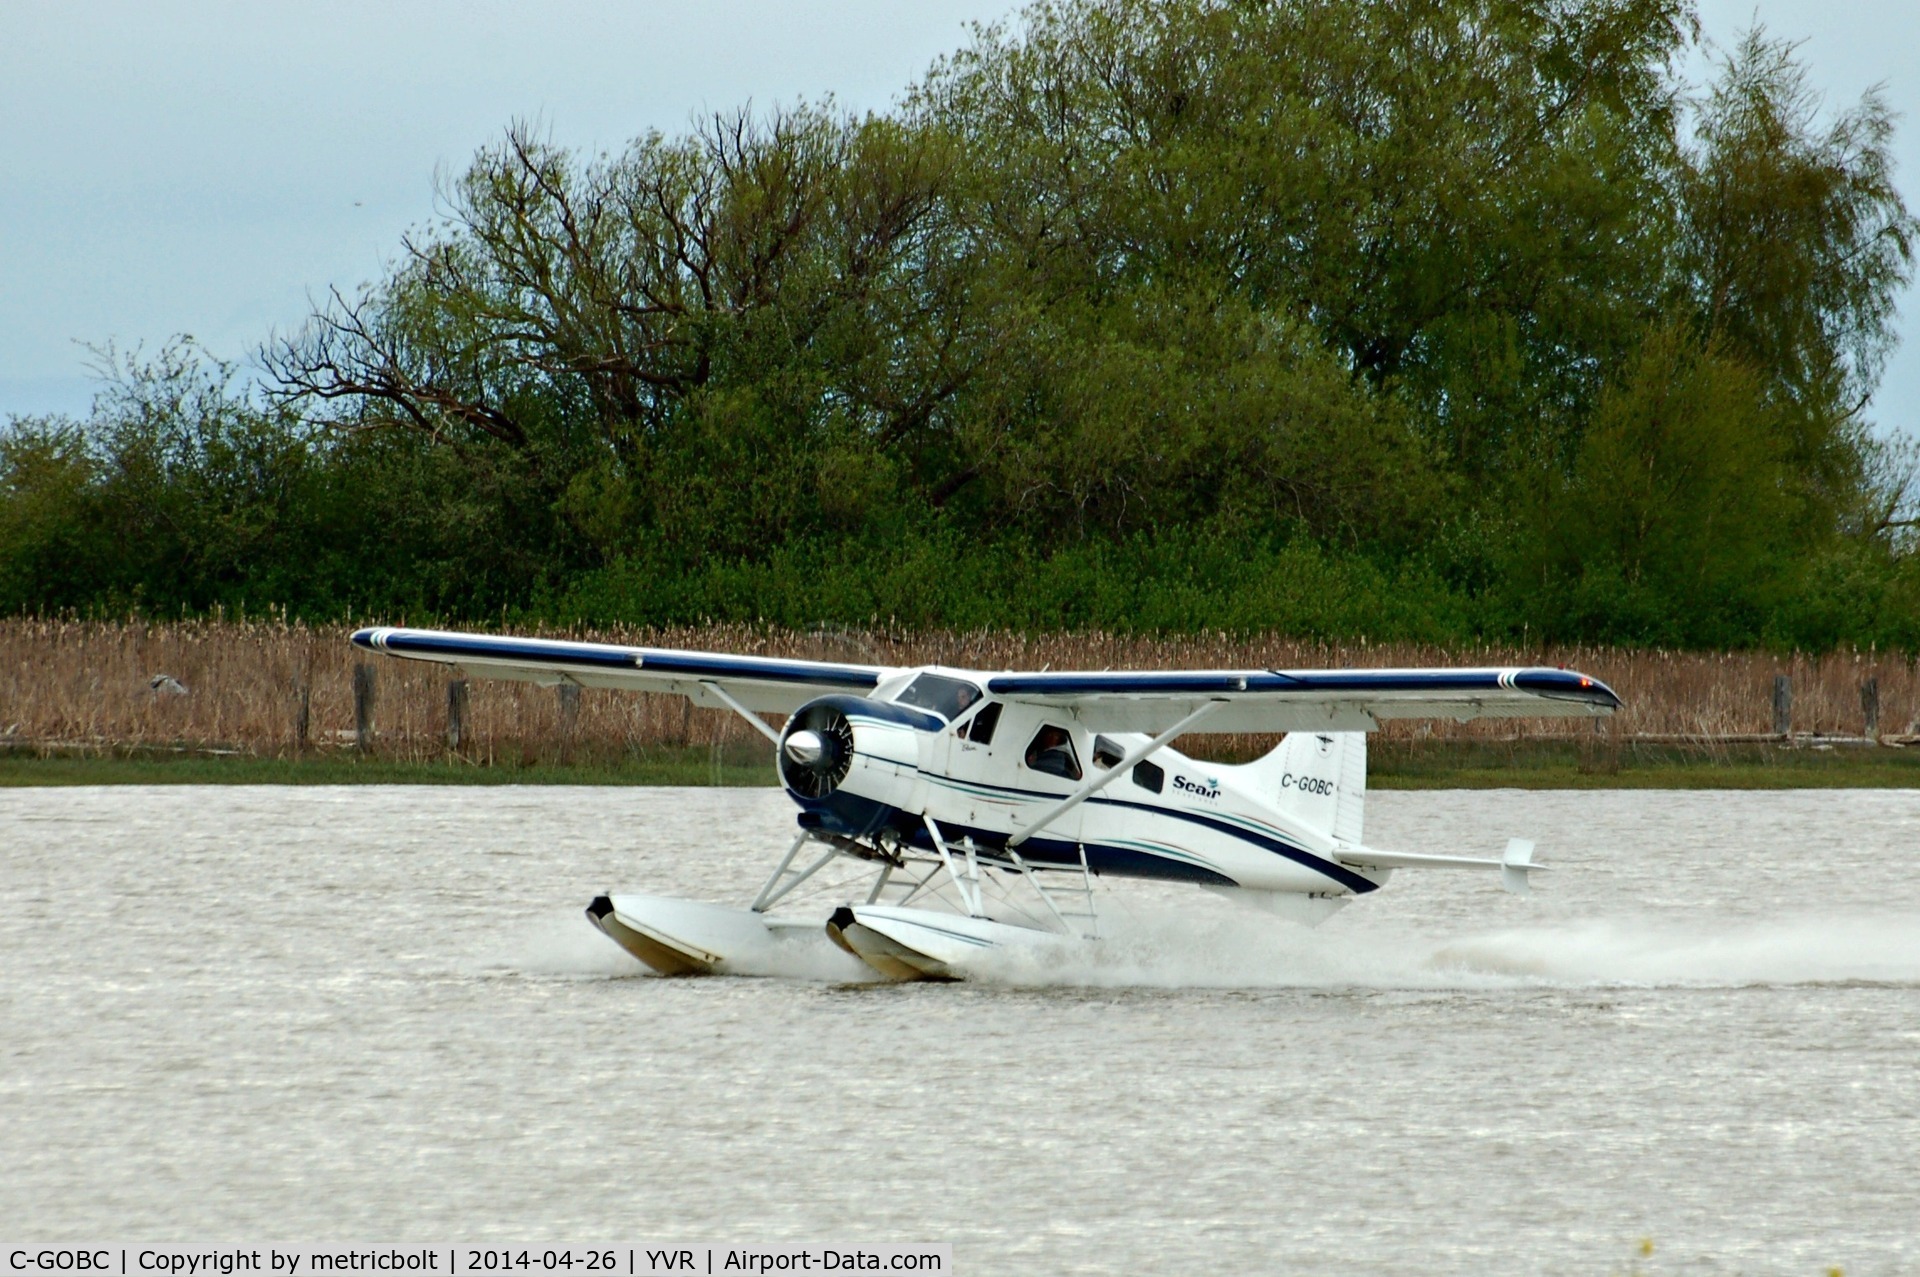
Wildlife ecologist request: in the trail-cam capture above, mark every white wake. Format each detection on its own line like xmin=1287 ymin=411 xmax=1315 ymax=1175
xmin=971 ymin=906 xmax=1920 ymax=990
xmin=496 ymin=900 xmax=1920 ymax=990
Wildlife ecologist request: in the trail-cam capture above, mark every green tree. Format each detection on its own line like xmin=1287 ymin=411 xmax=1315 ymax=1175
xmin=6 ymin=0 xmax=1913 ymax=647
xmin=1680 ymin=28 xmax=1916 ymax=527
xmin=1529 ymin=323 xmax=1790 ymax=642
xmin=918 ymin=0 xmax=1695 ymax=481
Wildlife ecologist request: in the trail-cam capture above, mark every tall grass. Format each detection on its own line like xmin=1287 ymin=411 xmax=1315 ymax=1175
xmin=2 ymin=619 xmax=1914 ymax=764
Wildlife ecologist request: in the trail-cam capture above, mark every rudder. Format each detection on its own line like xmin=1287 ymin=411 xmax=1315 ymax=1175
xmin=1243 ymin=731 xmax=1366 ymax=844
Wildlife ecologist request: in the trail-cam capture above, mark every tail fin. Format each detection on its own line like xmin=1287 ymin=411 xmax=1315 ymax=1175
xmin=1244 ymin=731 xmax=1366 ymax=843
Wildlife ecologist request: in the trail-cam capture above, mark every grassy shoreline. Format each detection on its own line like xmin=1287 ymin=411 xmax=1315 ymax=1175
xmin=8 ymin=619 xmax=1918 ymax=764
xmin=5 ymin=741 xmax=1918 ymax=789
xmin=0 ymin=745 xmax=774 ymax=787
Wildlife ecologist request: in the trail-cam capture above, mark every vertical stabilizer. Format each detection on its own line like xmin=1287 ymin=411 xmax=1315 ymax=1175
xmin=1244 ymin=731 xmax=1366 ymax=843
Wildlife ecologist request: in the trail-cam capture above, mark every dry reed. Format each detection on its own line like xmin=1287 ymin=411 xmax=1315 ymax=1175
xmin=2 ymin=619 xmax=1915 ymax=763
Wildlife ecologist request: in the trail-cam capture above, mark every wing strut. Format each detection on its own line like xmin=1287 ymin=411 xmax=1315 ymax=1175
xmin=1009 ymin=699 xmax=1226 ymax=849
xmin=751 ymin=830 xmax=838 ymax=912
xmin=924 ymin=815 xmax=984 ymax=916
xmin=701 ymin=680 xmax=785 ymax=745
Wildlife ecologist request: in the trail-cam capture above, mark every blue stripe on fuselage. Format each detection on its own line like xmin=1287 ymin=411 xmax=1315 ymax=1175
xmin=906 ymin=771 xmax=1379 ymax=894
xmin=909 ymin=820 xmax=1239 ymax=887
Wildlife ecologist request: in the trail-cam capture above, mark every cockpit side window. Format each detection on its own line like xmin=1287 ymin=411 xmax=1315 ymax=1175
xmin=1091 ymin=735 xmax=1125 ymax=769
xmin=894 ymin=673 xmax=983 ymax=722
xmin=958 ymin=701 xmax=1003 ymax=745
xmin=1024 ymin=724 xmax=1082 ymax=781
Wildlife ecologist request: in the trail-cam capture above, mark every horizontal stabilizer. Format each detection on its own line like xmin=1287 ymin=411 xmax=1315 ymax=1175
xmin=1336 ymin=837 xmax=1547 ymax=895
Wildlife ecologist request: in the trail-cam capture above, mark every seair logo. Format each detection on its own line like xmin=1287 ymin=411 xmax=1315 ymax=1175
xmin=1279 ymin=772 xmax=1337 ymax=797
xmin=1172 ymin=774 xmax=1222 ymax=800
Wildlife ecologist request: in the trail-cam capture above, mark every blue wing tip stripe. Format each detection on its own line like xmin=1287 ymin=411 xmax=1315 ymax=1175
xmin=1508 ymin=667 xmax=1622 ymax=707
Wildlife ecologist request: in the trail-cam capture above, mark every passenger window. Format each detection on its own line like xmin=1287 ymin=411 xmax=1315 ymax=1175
xmin=1091 ymin=735 xmax=1124 ymax=769
xmin=959 ymin=701 xmax=1002 ymax=745
xmin=1132 ymin=759 xmax=1164 ymax=793
xmin=1023 ymin=724 xmax=1083 ymax=781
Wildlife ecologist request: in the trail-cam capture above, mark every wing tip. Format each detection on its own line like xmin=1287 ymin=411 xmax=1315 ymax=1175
xmin=1512 ymin=667 xmax=1622 ymax=711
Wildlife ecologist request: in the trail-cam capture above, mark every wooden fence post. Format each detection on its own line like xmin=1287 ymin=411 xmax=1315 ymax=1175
xmin=353 ymin=663 xmax=375 ymax=753
xmin=293 ymin=678 xmax=310 ymax=753
xmin=557 ymin=683 xmax=580 ymax=762
xmin=447 ymin=679 xmax=469 ymax=751
xmin=1861 ymin=676 xmax=1880 ymax=739
xmin=1772 ymin=674 xmax=1792 ymax=738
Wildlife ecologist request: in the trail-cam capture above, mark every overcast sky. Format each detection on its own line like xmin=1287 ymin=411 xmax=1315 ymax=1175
xmin=4 ymin=0 xmax=1916 ymax=437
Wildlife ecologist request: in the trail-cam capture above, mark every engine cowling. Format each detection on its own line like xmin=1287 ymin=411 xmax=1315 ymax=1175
xmin=777 ymin=694 xmax=935 ymax=840
xmin=779 ymin=699 xmax=855 ymax=798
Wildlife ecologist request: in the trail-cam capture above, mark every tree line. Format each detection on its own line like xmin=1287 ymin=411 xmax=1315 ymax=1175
xmin=4 ymin=0 xmax=1917 ymax=647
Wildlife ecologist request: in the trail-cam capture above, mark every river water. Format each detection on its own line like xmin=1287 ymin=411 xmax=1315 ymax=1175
xmin=3 ymin=785 xmax=1917 ymax=1273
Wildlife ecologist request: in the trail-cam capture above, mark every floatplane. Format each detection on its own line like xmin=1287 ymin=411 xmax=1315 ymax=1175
xmin=352 ymin=627 xmax=1619 ymax=981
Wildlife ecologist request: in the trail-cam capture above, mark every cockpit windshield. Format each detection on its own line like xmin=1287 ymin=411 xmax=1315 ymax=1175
xmin=893 ymin=673 xmax=984 ymax=721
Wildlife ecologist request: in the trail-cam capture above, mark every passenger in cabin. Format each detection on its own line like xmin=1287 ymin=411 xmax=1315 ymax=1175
xmin=1025 ymin=725 xmax=1082 ymax=781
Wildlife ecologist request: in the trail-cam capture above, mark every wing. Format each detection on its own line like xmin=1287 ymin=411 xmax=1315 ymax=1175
xmin=985 ymin=667 xmax=1620 ymax=733
xmin=350 ymin=626 xmax=891 ymax=713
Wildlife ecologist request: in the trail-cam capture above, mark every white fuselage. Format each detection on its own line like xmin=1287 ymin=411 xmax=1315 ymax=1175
xmin=788 ymin=672 xmax=1385 ymax=898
